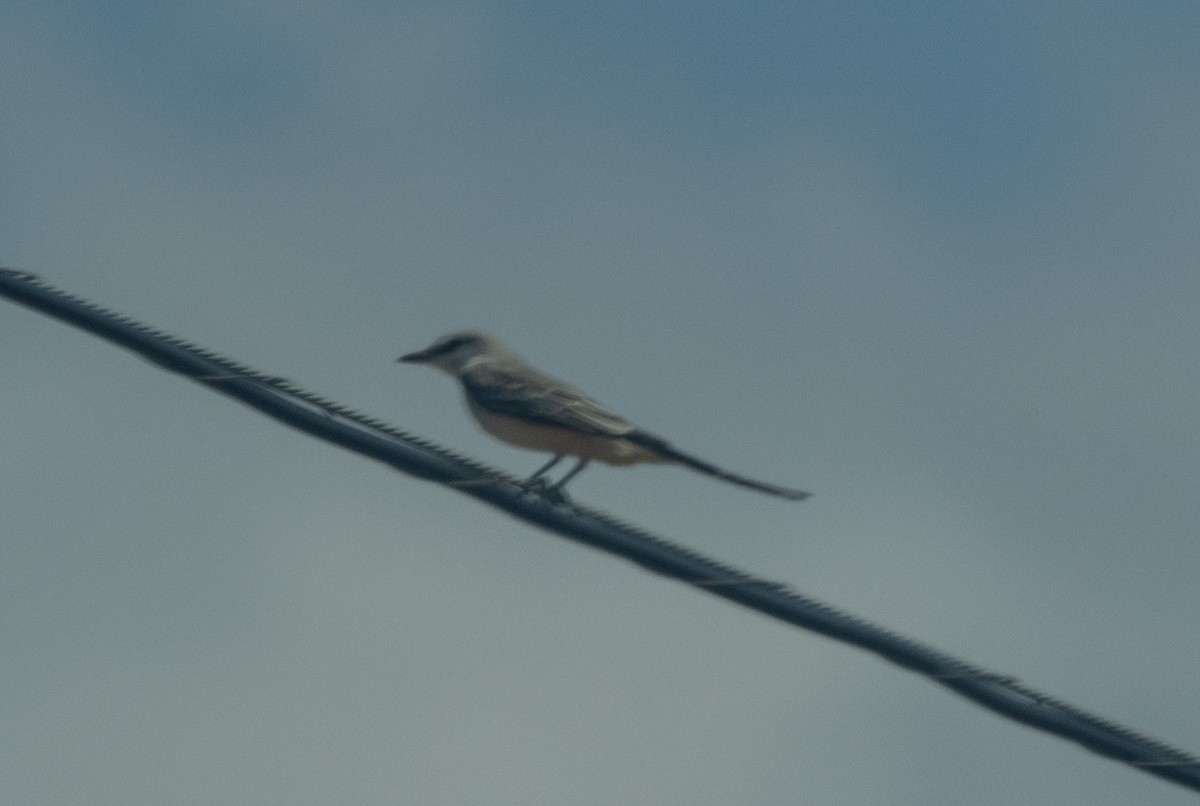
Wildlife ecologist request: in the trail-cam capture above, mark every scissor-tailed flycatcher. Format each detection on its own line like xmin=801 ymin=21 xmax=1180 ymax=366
xmin=397 ymin=331 xmax=810 ymax=501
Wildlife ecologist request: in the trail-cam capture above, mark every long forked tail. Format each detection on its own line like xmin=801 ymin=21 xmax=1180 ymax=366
xmin=627 ymin=431 xmax=811 ymax=501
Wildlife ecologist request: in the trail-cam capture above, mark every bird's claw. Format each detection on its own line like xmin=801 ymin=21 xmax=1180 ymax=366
xmin=518 ymin=477 xmax=569 ymax=504
xmin=519 ymin=476 xmax=551 ymax=493
xmin=539 ymin=485 xmax=569 ymax=504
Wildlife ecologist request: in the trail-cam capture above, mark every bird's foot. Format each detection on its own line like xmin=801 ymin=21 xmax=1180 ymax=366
xmin=518 ymin=476 xmax=570 ymax=504
xmin=539 ymin=485 xmax=570 ymax=504
xmin=519 ymin=476 xmax=551 ymax=494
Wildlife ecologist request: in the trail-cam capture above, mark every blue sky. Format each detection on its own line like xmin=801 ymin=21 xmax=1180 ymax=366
xmin=2 ymin=3 xmax=1200 ymax=805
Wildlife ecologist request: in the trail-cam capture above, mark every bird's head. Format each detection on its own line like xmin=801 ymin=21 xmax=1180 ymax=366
xmin=397 ymin=330 xmax=515 ymax=375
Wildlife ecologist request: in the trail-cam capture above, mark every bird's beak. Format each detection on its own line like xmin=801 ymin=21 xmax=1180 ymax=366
xmin=397 ymin=349 xmax=430 ymax=363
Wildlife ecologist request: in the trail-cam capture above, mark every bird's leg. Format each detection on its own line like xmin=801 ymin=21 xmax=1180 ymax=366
xmin=544 ymin=458 xmax=590 ymax=501
xmin=521 ymin=455 xmax=563 ymax=492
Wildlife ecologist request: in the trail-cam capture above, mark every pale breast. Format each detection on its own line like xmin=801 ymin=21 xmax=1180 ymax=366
xmin=466 ymin=398 xmax=664 ymax=465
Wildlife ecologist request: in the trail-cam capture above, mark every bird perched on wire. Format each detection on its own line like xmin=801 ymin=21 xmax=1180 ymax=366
xmin=397 ymin=331 xmax=810 ymax=502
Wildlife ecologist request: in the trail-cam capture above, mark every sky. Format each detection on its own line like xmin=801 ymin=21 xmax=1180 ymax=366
xmin=2 ymin=2 xmax=1200 ymax=804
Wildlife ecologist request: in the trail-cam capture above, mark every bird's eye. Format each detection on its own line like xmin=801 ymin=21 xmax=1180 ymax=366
xmin=434 ymin=336 xmax=472 ymax=354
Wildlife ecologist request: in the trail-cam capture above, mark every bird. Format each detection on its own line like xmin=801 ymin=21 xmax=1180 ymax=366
xmin=397 ymin=331 xmax=810 ymax=501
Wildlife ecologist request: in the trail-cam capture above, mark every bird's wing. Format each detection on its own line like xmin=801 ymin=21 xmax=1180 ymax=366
xmin=461 ymin=362 xmax=635 ymax=437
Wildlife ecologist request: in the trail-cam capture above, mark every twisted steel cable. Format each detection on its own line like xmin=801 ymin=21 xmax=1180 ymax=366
xmin=2 ymin=267 xmax=1197 ymax=794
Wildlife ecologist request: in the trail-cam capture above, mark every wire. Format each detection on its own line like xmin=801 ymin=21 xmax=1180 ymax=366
xmin=2 ymin=267 xmax=1198 ymax=794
